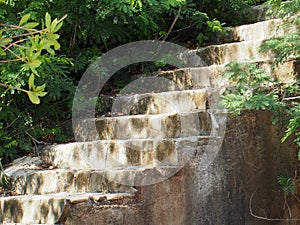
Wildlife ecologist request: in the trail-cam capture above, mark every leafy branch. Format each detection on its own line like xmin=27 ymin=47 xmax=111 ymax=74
xmin=0 ymin=12 xmax=67 ymax=104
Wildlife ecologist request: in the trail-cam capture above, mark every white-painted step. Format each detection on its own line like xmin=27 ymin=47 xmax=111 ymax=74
xmin=189 ymin=40 xmax=272 ymax=67
xmin=74 ymin=111 xmax=225 ymax=142
xmin=42 ymin=136 xmax=218 ymax=170
xmin=111 ymin=89 xmax=207 ymax=116
xmin=156 ymin=59 xmax=297 ymax=91
xmin=7 ymin=168 xmax=135 ymax=195
xmin=230 ymin=18 xmax=284 ymax=42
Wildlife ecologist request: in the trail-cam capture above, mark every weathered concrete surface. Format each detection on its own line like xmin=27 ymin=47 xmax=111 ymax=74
xmin=41 ymin=137 xmax=217 ymax=170
xmin=64 ymin=172 xmax=185 ymax=225
xmin=1 ymin=113 xmax=298 ymax=225
xmin=229 ymin=19 xmax=285 ymax=42
xmin=182 ymin=111 xmax=298 ymax=225
xmin=111 ymin=89 xmax=207 ymax=116
xmin=0 ymin=193 xmax=135 ymax=224
xmin=191 ymin=40 xmax=272 ymax=66
xmin=75 ymin=111 xmax=219 ymax=141
xmin=64 ymin=111 xmax=298 ymax=225
xmin=7 ymin=168 xmax=135 ymax=195
xmin=156 ymin=60 xmax=298 ymax=92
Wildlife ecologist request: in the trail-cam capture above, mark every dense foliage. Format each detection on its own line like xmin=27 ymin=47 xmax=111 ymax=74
xmin=222 ymin=0 xmax=300 ymax=195
xmin=0 ymin=6 xmax=74 ymax=159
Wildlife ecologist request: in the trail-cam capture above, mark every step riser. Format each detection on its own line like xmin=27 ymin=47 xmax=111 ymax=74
xmin=9 ymin=170 xmax=133 ymax=195
xmin=42 ymin=137 xmax=214 ymax=169
xmin=193 ymin=41 xmax=271 ymax=66
xmin=75 ymin=112 xmax=217 ymax=141
xmin=0 ymin=196 xmax=66 ymax=224
xmin=157 ymin=60 xmax=298 ymax=91
xmin=229 ymin=19 xmax=284 ymax=42
xmin=9 ymin=137 xmax=220 ymax=195
xmin=110 ymin=90 xmax=206 ymax=116
xmin=0 ymin=193 xmax=134 ymax=224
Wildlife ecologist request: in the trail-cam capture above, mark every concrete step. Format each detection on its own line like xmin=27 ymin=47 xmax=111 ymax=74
xmin=7 ymin=165 xmax=190 ymax=195
xmin=189 ymin=40 xmax=271 ymax=67
xmin=227 ymin=18 xmax=284 ymax=42
xmin=74 ymin=111 xmax=226 ymax=142
xmin=96 ymin=59 xmax=298 ymax=117
xmin=156 ymin=59 xmax=298 ymax=91
xmin=0 ymin=192 xmax=135 ymax=224
xmin=110 ymin=89 xmax=207 ymax=116
xmin=6 ymin=168 xmax=135 ymax=195
xmin=41 ymin=136 xmax=217 ymax=170
xmin=7 ymin=131 xmax=223 ymax=194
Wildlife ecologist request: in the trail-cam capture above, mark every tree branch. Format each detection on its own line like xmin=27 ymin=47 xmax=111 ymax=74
xmin=6 ymin=48 xmax=23 ymax=60
xmin=4 ymin=38 xmax=29 ymax=51
xmin=162 ymin=6 xmax=182 ymax=41
xmin=0 ymin=23 xmax=38 ymax=32
xmin=0 ymin=58 xmax=22 ymax=63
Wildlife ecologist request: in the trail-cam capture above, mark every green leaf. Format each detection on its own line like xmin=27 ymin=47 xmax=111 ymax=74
xmin=27 ymin=91 xmax=40 ymax=104
xmin=28 ymin=74 xmax=35 ymax=90
xmin=19 ymin=13 xmax=30 ymax=26
xmin=27 ymin=60 xmax=41 ymax=68
xmin=45 ymin=46 xmax=55 ymax=55
xmin=53 ymin=41 xmax=60 ymax=50
xmin=35 ymin=83 xmax=46 ymax=92
xmin=23 ymin=22 xmax=39 ymax=29
xmin=52 ymin=21 xmax=63 ymax=33
xmin=50 ymin=18 xmax=58 ymax=32
xmin=37 ymin=91 xmax=47 ymax=97
xmin=0 ymin=38 xmax=12 ymax=46
xmin=0 ymin=47 xmax=6 ymax=56
xmin=45 ymin=12 xmax=51 ymax=29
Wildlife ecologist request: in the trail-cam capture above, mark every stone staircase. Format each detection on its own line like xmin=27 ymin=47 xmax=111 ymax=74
xmin=0 ymin=15 xmax=297 ymax=224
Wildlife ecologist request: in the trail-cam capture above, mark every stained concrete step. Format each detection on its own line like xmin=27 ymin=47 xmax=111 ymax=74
xmin=7 ymin=133 xmax=223 ymax=194
xmin=6 ymin=168 xmax=136 ymax=195
xmin=74 ymin=111 xmax=225 ymax=142
xmin=228 ymin=18 xmax=285 ymax=42
xmin=0 ymin=192 xmax=135 ymax=224
xmin=156 ymin=59 xmax=298 ymax=91
xmin=41 ymin=136 xmax=217 ymax=170
xmin=110 ymin=89 xmax=207 ymax=116
xmin=97 ymin=59 xmax=298 ymax=116
xmin=7 ymin=165 xmax=195 ymax=194
xmin=189 ymin=40 xmax=271 ymax=67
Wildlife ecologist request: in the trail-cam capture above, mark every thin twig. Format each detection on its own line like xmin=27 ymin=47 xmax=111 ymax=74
xmin=283 ymin=96 xmax=300 ymax=100
xmin=292 ymin=193 xmax=300 ymax=203
xmin=173 ymin=23 xmax=192 ymax=32
xmin=4 ymin=30 xmax=42 ymax=41
xmin=3 ymin=116 xmax=20 ymax=130
xmin=6 ymin=48 xmax=22 ymax=60
xmin=0 ymin=23 xmax=37 ymax=32
xmin=0 ymin=83 xmax=11 ymax=88
xmin=283 ymin=193 xmax=292 ymax=218
xmin=25 ymin=132 xmax=47 ymax=145
xmin=249 ymin=189 xmax=300 ymax=221
xmin=0 ymin=58 xmax=22 ymax=63
xmin=4 ymin=37 xmax=30 ymax=51
xmin=57 ymin=14 xmax=68 ymax=24
xmin=162 ymin=6 xmax=182 ymax=41
xmin=25 ymin=132 xmax=48 ymax=157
